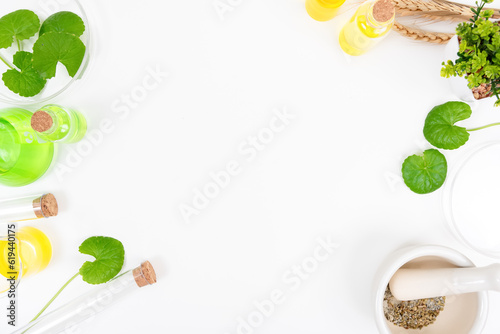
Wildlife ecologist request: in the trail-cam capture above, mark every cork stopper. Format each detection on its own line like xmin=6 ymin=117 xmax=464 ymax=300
xmin=31 ymin=111 xmax=53 ymax=133
xmin=33 ymin=193 xmax=58 ymax=218
xmin=133 ymin=261 xmax=157 ymax=288
xmin=373 ymin=0 xmax=394 ymax=22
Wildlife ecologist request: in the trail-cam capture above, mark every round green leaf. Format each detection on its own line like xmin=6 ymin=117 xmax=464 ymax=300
xmin=12 ymin=50 xmax=34 ymax=70
xmin=402 ymin=149 xmax=447 ymax=194
xmin=423 ymin=101 xmax=472 ymax=150
xmin=2 ymin=51 xmax=46 ymax=97
xmin=39 ymin=11 xmax=85 ymax=37
xmin=2 ymin=68 xmax=46 ymax=97
xmin=79 ymin=236 xmax=125 ymax=285
xmin=0 ymin=10 xmax=40 ymax=49
xmin=32 ymin=31 xmax=86 ymax=79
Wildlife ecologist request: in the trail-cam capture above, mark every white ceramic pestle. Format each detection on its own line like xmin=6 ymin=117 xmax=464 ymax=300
xmin=389 ymin=264 xmax=500 ymax=301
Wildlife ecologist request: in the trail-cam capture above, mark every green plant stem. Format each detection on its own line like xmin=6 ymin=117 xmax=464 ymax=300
xmin=16 ymin=38 xmax=21 ymax=52
xmin=0 ymin=53 xmax=13 ymax=70
xmin=467 ymin=122 xmax=500 ymax=131
xmin=27 ymin=273 xmax=79 ymax=325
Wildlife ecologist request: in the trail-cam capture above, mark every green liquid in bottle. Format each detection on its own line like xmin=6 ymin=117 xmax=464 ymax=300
xmin=0 ymin=119 xmax=20 ymax=174
xmin=0 ymin=108 xmax=54 ymax=187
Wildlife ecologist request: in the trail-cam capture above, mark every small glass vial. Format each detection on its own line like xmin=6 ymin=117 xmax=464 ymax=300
xmin=31 ymin=104 xmax=87 ymax=143
xmin=339 ymin=0 xmax=395 ymax=56
xmin=0 ymin=193 xmax=58 ymax=223
xmin=306 ymin=0 xmax=347 ymax=21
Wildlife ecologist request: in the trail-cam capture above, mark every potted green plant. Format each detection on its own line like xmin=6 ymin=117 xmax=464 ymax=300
xmin=441 ymin=0 xmax=500 ymax=106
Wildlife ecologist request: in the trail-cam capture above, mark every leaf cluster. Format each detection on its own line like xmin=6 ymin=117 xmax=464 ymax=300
xmin=402 ymin=102 xmax=472 ymax=194
xmin=0 ymin=10 xmax=86 ymax=97
xmin=402 ymin=100 xmax=500 ymax=194
xmin=440 ymin=0 xmax=500 ymax=106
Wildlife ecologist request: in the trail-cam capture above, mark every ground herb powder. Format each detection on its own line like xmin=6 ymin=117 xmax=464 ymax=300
xmin=383 ymin=286 xmax=446 ymax=329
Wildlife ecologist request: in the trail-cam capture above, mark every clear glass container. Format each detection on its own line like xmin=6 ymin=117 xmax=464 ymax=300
xmin=0 ymin=108 xmax=54 ymax=187
xmin=0 ymin=194 xmax=58 ymax=223
xmin=0 ymin=0 xmax=91 ymax=106
xmin=0 ymin=226 xmax=52 ymax=297
xmin=339 ymin=0 xmax=395 ymax=56
xmin=32 ymin=104 xmax=87 ymax=143
xmin=0 ymin=233 xmax=21 ymax=296
xmin=13 ymin=262 xmax=157 ymax=334
xmin=306 ymin=0 xmax=347 ymax=21
xmin=443 ymin=141 xmax=500 ymax=258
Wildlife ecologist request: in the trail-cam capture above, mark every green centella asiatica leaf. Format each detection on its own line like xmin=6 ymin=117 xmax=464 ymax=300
xmin=0 ymin=10 xmax=40 ymax=49
xmin=32 ymin=31 xmax=86 ymax=79
xmin=12 ymin=50 xmax=34 ymax=69
xmin=39 ymin=11 xmax=85 ymax=37
xmin=402 ymin=149 xmax=447 ymax=194
xmin=79 ymin=236 xmax=125 ymax=285
xmin=2 ymin=51 xmax=46 ymax=97
xmin=423 ymin=101 xmax=472 ymax=150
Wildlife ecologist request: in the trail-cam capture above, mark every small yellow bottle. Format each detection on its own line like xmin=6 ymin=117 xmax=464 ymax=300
xmin=339 ymin=0 xmax=395 ymax=56
xmin=306 ymin=0 xmax=347 ymax=21
xmin=0 ymin=227 xmax=52 ymax=293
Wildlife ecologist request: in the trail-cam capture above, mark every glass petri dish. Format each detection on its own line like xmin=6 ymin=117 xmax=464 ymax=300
xmin=0 ymin=0 xmax=91 ymax=106
xmin=443 ymin=141 xmax=500 ymax=258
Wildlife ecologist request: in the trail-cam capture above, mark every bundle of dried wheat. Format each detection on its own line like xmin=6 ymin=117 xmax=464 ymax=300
xmin=392 ymin=0 xmax=499 ymax=44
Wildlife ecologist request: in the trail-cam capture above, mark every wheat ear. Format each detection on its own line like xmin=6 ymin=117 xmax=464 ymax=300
xmin=393 ymin=0 xmax=500 ymax=19
xmin=393 ymin=22 xmax=454 ymax=44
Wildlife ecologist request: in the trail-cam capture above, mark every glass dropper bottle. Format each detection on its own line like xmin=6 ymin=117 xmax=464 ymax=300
xmin=31 ymin=104 xmax=87 ymax=143
xmin=0 ymin=194 xmax=58 ymax=223
xmin=12 ymin=261 xmax=157 ymax=334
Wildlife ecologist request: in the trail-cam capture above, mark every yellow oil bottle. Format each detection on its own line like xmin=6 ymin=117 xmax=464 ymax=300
xmin=339 ymin=0 xmax=395 ymax=56
xmin=306 ymin=0 xmax=347 ymax=21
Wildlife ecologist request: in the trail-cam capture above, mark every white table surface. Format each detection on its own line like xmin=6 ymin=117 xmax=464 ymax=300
xmin=2 ymin=0 xmax=500 ymax=333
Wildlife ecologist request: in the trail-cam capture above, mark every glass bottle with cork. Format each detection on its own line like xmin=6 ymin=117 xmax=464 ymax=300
xmin=306 ymin=0 xmax=347 ymax=21
xmin=12 ymin=261 xmax=157 ymax=333
xmin=31 ymin=104 xmax=87 ymax=143
xmin=339 ymin=0 xmax=395 ymax=56
xmin=0 ymin=108 xmax=54 ymax=187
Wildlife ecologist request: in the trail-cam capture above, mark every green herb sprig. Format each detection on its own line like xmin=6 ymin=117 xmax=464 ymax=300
xmin=402 ymin=101 xmax=500 ymax=194
xmin=25 ymin=236 xmax=125 ymax=330
xmin=0 ymin=10 xmax=86 ymax=97
xmin=441 ymin=0 xmax=500 ymax=107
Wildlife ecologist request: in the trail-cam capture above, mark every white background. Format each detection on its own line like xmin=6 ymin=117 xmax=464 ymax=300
xmin=2 ymin=0 xmax=500 ymax=333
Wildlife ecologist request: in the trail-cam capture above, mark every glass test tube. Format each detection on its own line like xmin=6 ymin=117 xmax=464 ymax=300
xmin=0 ymin=194 xmax=58 ymax=223
xmin=12 ymin=261 xmax=157 ymax=334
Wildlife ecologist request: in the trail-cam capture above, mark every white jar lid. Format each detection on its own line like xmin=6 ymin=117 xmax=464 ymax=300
xmin=443 ymin=141 xmax=500 ymax=258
